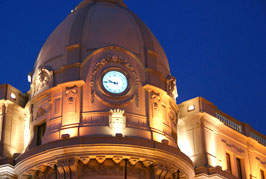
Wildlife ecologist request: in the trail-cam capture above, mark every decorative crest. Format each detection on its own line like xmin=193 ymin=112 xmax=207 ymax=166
xmin=109 ymin=109 xmax=126 ymax=135
xmin=65 ymin=85 xmax=79 ymax=106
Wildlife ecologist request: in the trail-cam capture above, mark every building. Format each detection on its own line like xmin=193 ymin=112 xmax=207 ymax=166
xmin=0 ymin=0 xmax=265 ymax=178
xmin=178 ymin=97 xmax=266 ymax=179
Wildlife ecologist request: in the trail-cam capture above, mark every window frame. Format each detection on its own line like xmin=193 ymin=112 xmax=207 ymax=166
xmin=226 ymin=153 xmax=232 ymax=173
xmin=261 ymin=169 xmax=265 ymax=179
xmin=37 ymin=122 xmax=46 ymax=146
xmin=236 ymin=157 xmax=243 ymax=179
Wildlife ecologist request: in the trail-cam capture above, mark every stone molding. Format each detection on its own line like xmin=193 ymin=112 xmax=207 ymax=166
xmin=221 ymin=139 xmax=245 ymax=154
xmin=15 ymin=136 xmax=194 ymax=179
xmin=0 ymin=164 xmax=15 ymax=178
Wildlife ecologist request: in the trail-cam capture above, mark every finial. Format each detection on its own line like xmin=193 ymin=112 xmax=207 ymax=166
xmin=75 ymin=0 xmax=127 ymax=11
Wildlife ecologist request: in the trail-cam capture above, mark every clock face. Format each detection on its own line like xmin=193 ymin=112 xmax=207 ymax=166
xmin=102 ymin=71 xmax=128 ymax=94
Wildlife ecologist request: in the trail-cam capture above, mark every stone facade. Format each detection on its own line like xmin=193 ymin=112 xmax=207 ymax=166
xmin=0 ymin=0 xmax=265 ymax=179
xmin=178 ymin=97 xmax=266 ymax=179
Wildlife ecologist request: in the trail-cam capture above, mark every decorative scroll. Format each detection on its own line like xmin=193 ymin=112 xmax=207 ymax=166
xmin=150 ymin=91 xmax=160 ymax=111
xmin=90 ymin=55 xmax=140 ymax=107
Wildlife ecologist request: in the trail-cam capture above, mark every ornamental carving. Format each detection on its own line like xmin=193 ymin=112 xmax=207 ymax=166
xmin=169 ymin=107 xmax=177 ymax=123
xmin=256 ymin=157 xmax=266 ymax=165
xmin=36 ymin=107 xmax=47 ymax=119
xmin=90 ymin=55 xmax=140 ymax=107
xmin=166 ymin=75 xmax=178 ymax=99
xmin=65 ymin=85 xmax=79 ymax=106
xmin=221 ymin=139 xmax=244 ymax=153
xmin=81 ymin=161 xmax=145 ymax=178
xmin=150 ymin=91 xmax=160 ymax=111
xmin=82 ymin=114 xmax=109 ymax=125
xmin=34 ymin=67 xmax=52 ymax=94
xmin=109 ymin=109 xmax=126 ymax=135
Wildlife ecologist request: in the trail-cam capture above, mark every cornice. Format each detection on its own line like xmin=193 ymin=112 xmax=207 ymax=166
xmin=15 ymin=136 xmax=194 ymax=178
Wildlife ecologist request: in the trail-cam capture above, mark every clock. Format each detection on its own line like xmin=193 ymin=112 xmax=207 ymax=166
xmin=102 ymin=71 xmax=128 ymax=94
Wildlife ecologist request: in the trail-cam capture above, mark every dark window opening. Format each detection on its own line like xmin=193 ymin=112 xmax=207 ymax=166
xmin=236 ymin=158 xmax=242 ymax=179
xmin=37 ymin=123 xmax=46 ymax=146
xmin=261 ymin=170 xmax=265 ymax=179
xmin=226 ymin=153 xmax=232 ymax=173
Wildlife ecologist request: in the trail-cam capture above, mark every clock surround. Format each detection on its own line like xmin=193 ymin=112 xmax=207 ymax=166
xmin=90 ymin=55 xmax=139 ymax=107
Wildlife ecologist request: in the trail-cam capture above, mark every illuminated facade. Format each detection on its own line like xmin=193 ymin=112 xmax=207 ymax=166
xmin=0 ymin=0 xmax=265 ymax=178
xmin=178 ymin=97 xmax=266 ymax=179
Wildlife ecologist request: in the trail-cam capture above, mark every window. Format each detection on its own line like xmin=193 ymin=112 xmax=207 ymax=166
xmin=261 ymin=170 xmax=265 ymax=179
xmin=236 ymin=158 xmax=242 ymax=179
xmin=226 ymin=153 xmax=232 ymax=173
xmin=37 ymin=123 xmax=46 ymax=146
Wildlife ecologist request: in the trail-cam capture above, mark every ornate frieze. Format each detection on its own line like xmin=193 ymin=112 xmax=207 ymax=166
xmin=80 ymin=159 xmax=146 ymax=178
xmin=81 ymin=113 xmax=109 ymax=126
xmin=126 ymin=115 xmax=147 ymax=128
xmin=15 ymin=141 xmax=194 ymax=179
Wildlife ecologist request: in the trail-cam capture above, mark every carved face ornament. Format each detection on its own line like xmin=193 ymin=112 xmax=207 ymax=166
xmin=38 ymin=68 xmax=50 ymax=84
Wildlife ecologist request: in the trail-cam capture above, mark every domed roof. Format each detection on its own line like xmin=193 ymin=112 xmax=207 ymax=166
xmin=33 ymin=0 xmax=170 ymax=90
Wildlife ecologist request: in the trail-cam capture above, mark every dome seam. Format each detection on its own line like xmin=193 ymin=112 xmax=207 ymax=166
xmin=79 ymin=3 xmax=96 ymax=63
xmin=119 ymin=6 xmax=143 ymax=61
xmin=122 ymin=8 xmax=156 ymax=69
xmin=81 ymin=3 xmax=97 ymax=60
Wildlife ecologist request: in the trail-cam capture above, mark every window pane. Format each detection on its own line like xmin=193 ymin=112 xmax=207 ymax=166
xmin=37 ymin=123 xmax=46 ymax=146
xmin=261 ymin=170 xmax=265 ymax=179
xmin=236 ymin=158 xmax=242 ymax=179
xmin=226 ymin=153 xmax=231 ymax=173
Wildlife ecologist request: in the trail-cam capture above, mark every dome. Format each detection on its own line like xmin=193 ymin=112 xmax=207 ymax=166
xmin=14 ymin=1 xmax=194 ymax=178
xmin=32 ymin=0 xmax=170 ymax=93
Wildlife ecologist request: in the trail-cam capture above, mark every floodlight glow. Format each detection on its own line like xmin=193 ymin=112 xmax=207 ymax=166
xmin=10 ymin=93 xmax=16 ymax=100
xmin=27 ymin=75 xmax=32 ymax=83
xmin=187 ymin=105 xmax=195 ymax=112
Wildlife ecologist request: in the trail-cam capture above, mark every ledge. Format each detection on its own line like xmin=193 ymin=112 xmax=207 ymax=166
xmin=16 ymin=136 xmax=191 ymax=165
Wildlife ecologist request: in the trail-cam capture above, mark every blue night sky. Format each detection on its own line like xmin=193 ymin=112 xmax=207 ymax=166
xmin=0 ymin=0 xmax=265 ymax=135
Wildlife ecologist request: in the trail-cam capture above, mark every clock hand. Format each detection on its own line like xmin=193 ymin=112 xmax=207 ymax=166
xmin=108 ymin=80 xmax=118 ymax=85
xmin=103 ymin=80 xmax=114 ymax=84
